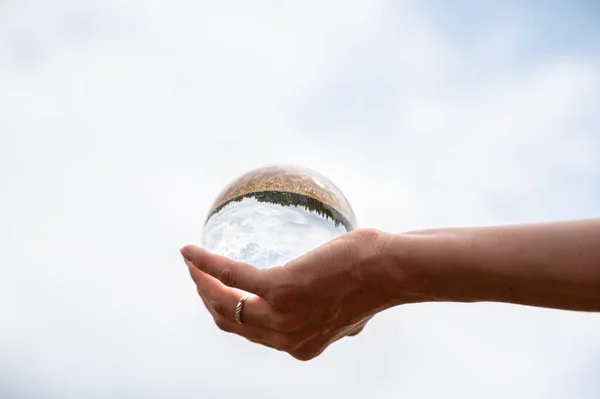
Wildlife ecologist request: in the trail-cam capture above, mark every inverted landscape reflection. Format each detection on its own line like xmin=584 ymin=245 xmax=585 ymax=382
xmin=202 ymin=196 xmax=349 ymax=269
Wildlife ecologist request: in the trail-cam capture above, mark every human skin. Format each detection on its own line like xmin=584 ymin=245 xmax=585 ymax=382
xmin=181 ymin=219 xmax=600 ymax=361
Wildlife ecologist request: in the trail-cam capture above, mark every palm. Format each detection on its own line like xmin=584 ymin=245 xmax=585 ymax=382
xmin=183 ymin=229 xmax=391 ymax=360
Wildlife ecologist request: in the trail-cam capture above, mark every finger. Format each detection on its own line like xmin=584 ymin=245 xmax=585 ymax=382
xmin=187 ymin=263 xmax=273 ymax=329
xmin=208 ymin=307 xmax=313 ymax=353
xmin=186 ymin=263 xmax=214 ymax=315
xmin=215 ymin=315 xmax=315 ymax=353
xmin=181 ymin=245 xmax=271 ymax=297
xmin=187 ymin=266 xmax=278 ymax=343
xmin=188 ymin=266 xmax=317 ymax=351
xmin=188 ymin=267 xmax=230 ymax=324
xmin=209 ymin=310 xmax=273 ymax=344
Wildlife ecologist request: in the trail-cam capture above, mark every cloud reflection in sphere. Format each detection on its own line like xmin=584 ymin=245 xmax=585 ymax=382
xmin=202 ymin=166 xmax=356 ymax=269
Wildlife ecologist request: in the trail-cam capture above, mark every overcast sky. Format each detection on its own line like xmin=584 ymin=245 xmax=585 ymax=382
xmin=1 ymin=1 xmax=599 ymax=398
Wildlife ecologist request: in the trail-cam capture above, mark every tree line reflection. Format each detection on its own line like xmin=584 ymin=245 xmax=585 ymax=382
xmin=209 ymin=190 xmax=354 ymax=232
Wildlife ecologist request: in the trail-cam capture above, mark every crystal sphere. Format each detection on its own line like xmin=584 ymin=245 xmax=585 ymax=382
xmin=202 ymin=165 xmax=356 ymax=269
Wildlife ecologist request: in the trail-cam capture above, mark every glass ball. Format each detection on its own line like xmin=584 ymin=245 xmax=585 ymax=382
xmin=202 ymin=165 xmax=356 ymax=269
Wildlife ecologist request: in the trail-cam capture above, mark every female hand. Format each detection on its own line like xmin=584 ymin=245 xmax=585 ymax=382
xmin=181 ymin=228 xmax=425 ymax=361
xmin=183 ymin=219 xmax=600 ymax=360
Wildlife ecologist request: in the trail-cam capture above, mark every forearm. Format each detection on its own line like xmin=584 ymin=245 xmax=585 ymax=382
xmin=391 ymin=219 xmax=600 ymax=311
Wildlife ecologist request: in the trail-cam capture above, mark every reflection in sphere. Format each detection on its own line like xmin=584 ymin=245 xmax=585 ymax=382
xmin=202 ymin=166 xmax=356 ymax=269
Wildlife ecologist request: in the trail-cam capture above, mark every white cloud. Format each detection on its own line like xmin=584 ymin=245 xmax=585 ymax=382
xmin=1 ymin=1 xmax=599 ymax=398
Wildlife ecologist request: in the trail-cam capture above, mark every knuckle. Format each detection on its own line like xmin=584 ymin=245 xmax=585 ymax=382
xmin=211 ymin=300 xmax=225 ymax=317
xmin=218 ymin=267 xmax=236 ymax=287
xmin=214 ymin=317 xmax=231 ymax=332
xmin=352 ymin=228 xmax=384 ymax=245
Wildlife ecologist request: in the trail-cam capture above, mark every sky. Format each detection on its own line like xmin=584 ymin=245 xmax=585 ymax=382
xmin=1 ymin=0 xmax=599 ymax=398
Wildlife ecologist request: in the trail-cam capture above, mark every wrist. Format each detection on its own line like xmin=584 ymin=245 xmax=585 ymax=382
xmin=379 ymin=229 xmax=473 ymax=304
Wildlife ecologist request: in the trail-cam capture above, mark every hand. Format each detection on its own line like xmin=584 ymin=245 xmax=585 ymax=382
xmin=181 ymin=229 xmax=414 ymax=361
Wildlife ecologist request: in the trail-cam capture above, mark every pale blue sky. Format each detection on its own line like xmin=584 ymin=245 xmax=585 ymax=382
xmin=1 ymin=1 xmax=599 ymax=398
